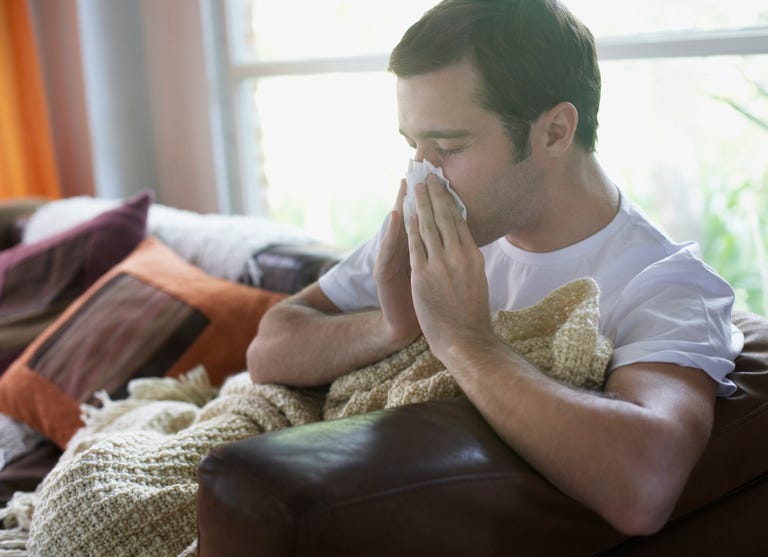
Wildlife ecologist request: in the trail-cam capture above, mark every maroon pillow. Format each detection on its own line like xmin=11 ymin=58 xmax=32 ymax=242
xmin=0 ymin=192 xmax=151 ymax=375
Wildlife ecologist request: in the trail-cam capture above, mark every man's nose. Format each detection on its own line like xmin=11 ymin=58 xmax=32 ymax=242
xmin=413 ymin=145 xmax=438 ymax=166
xmin=413 ymin=144 xmax=426 ymax=162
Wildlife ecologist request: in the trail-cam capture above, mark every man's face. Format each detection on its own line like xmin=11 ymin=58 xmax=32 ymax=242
xmin=397 ymin=60 xmax=541 ymax=247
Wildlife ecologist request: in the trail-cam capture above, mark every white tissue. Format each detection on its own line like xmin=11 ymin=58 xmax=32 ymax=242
xmin=403 ymin=159 xmax=467 ymax=222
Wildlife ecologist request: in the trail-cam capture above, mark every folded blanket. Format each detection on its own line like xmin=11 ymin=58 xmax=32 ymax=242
xmin=0 ymin=277 xmax=611 ymax=557
xmin=325 ymin=276 xmax=611 ymax=418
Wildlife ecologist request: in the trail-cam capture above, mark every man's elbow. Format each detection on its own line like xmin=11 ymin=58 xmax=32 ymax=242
xmin=600 ymin=410 xmax=711 ymax=537
xmin=605 ymin=497 xmax=673 ymax=537
xmin=600 ymin=457 xmax=686 ymax=536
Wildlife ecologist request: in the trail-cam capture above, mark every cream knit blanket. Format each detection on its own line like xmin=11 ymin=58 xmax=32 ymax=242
xmin=0 ymin=277 xmax=611 ymax=557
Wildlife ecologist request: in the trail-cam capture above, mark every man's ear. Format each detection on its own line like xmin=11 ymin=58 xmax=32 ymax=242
xmin=531 ymin=102 xmax=579 ymax=157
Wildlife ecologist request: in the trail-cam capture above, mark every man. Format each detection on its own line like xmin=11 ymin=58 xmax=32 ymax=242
xmin=247 ymin=0 xmax=743 ymax=536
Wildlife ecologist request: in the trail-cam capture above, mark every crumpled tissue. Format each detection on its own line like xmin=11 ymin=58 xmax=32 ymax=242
xmin=403 ymin=159 xmax=467 ymax=222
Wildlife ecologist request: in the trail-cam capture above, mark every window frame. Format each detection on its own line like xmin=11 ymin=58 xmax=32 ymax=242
xmin=202 ymin=0 xmax=768 ymax=215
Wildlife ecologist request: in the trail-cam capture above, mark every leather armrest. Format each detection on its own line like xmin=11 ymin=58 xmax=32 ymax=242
xmin=197 ymin=312 xmax=768 ymax=556
xmin=675 ymin=311 xmax=768 ymax=511
xmin=197 ymin=397 xmax=623 ymax=557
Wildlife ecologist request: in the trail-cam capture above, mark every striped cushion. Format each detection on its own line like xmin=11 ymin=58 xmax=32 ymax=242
xmin=0 ymin=192 xmax=151 ymax=375
xmin=0 ymin=237 xmax=285 ymax=448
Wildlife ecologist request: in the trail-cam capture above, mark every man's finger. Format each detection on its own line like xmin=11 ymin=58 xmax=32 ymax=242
xmin=406 ymin=207 xmax=427 ymax=268
xmin=425 ymin=174 xmax=462 ymax=248
xmin=414 ymin=181 xmax=447 ymax=257
xmin=395 ymin=178 xmax=407 ymax=213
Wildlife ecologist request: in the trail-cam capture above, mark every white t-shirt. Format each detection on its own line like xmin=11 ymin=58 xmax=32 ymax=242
xmin=319 ymin=191 xmax=743 ymax=396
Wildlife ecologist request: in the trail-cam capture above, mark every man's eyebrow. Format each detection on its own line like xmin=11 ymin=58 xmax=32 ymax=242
xmin=399 ymin=129 xmax=471 ymax=140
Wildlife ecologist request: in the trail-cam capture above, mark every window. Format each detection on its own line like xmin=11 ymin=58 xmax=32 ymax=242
xmin=598 ymin=54 xmax=768 ymax=314
xmin=207 ymin=0 xmax=435 ymax=247
xmin=208 ymin=0 xmax=768 ymax=314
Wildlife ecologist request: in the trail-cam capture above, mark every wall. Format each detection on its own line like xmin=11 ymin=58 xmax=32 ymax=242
xmin=140 ymin=0 xmax=220 ymax=212
xmin=29 ymin=0 xmax=221 ymax=213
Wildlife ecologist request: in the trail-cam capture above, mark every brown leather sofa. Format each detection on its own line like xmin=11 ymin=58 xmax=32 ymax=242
xmin=2 ymin=204 xmax=767 ymax=555
xmin=196 ymin=261 xmax=768 ymax=555
xmin=0 ymin=209 xmax=348 ymax=507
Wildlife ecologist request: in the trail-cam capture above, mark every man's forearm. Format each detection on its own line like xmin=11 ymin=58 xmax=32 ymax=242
xmin=441 ymin=336 xmax=716 ymax=536
xmin=247 ymin=301 xmax=405 ymax=387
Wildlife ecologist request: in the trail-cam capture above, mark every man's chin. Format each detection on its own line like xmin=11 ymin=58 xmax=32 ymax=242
xmin=469 ymin=221 xmax=506 ymax=248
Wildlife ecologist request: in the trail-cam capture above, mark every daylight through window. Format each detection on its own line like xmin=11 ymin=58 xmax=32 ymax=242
xmin=214 ymin=0 xmax=768 ymax=313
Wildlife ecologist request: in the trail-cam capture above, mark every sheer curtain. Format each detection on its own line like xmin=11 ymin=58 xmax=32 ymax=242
xmin=7 ymin=0 xmax=220 ymax=212
xmin=68 ymin=0 xmax=220 ymax=212
xmin=0 ymin=0 xmax=60 ymax=200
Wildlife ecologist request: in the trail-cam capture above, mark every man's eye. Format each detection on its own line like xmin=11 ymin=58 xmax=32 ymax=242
xmin=435 ymin=146 xmax=462 ymax=156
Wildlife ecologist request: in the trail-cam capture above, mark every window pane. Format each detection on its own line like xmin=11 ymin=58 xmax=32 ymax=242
xmin=228 ymin=1 xmax=767 ymax=314
xmin=567 ymin=0 xmax=768 ymax=37
xmin=227 ymin=0 xmax=768 ymax=63
xmin=247 ymin=73 xmax=411 ymax=248
xmin=597 ymin=54 xmax=768 ymax=314
xmin=245 ymin=54 xmax=768 ymax=314
xmin=229 ymin=0 xmax=437 ymax=63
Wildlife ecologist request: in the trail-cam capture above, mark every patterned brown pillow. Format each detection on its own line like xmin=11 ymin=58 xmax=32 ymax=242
xmin=0 ymin=192 xmax=151 ymax=375
xmin=0 ymin=237 xmax=285 ymax=448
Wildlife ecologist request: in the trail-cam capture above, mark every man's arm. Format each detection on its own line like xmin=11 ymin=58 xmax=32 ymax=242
xmin=444 ymin=342 xmax=715 ymax=536
xmin=407 ymin=176 xmax=717 ymax=535
xmin=248 ymin=284 xmax=403 ymax=386
xmin=248 ymin=181 xmax=421 ymax=386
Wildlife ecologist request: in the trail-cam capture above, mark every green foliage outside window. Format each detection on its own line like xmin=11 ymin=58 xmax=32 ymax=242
xmin=702 ymin=80 xmax=768 ymax=315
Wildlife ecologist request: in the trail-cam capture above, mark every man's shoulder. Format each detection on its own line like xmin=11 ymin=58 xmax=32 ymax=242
xmin=627 ymin=244 xmax=731 ymax=295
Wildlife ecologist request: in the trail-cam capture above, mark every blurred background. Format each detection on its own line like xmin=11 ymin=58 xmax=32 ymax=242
xmin=1 ymin=0 xmax=767 ymax=313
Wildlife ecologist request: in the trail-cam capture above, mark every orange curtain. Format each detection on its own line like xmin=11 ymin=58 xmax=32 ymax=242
xmin=0 ymin=0 xmax=61 ymax=200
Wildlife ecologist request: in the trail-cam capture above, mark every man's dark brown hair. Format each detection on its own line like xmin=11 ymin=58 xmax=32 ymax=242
xmin=389 ymin=0 xmax=601 ymax=159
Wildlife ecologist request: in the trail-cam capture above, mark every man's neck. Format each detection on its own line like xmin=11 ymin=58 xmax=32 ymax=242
xmin=504 ymin=154 xmax=620 ymax=253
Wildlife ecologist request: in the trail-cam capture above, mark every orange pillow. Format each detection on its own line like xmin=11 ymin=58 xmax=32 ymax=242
xmin=0 ymin=192 xmax=151 ymax=374
xmin=0 ymin=237 xmax=285 ymax=449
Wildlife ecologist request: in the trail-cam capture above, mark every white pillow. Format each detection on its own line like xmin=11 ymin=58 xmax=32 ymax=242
xmin=22 ymin=195 xmax=313 ymax=284
xmin=148 ymin=204 xmax=311 ymax=283
xmin=22 ymin=196 xmax=119 ymax=244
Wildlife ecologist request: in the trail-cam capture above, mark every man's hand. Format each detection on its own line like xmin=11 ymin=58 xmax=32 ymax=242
xmin=250 ymin=179 xmax=425 ymax=388
xmin=406 ymin=173 xmax=493 ymax=360
xmin=373 ymin=179 xmax=422 ymax=349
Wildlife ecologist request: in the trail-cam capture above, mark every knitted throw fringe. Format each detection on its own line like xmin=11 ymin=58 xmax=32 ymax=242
xmin=0 ymin=528 xmax=29 ymax=556
xmin=0 ymin=277 xmax=611 ymax=557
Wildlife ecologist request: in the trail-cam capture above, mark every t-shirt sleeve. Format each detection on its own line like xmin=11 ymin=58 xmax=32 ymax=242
xmin=317 ymin=217 xmax=388 ymax=312
xmin=604 ymin=248 xmax=743 ymax=396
